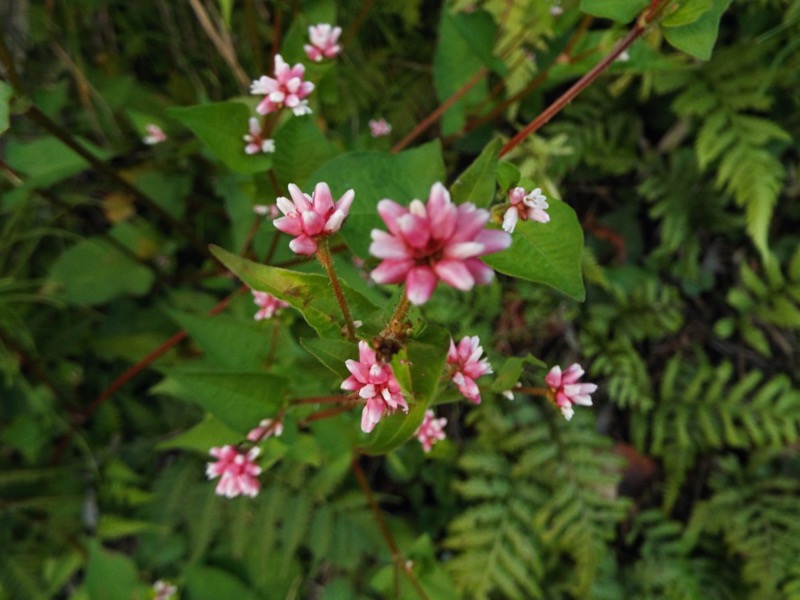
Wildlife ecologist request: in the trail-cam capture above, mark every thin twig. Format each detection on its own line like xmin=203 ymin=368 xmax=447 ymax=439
xmin=352 ymin=458 xmax=431 ymax=600
xmin=187 ymin=0 xmax=250 ymax=89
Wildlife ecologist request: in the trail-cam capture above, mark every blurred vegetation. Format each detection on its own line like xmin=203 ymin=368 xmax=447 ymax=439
xmin=1 ymin=0 xmax=800 ymax=598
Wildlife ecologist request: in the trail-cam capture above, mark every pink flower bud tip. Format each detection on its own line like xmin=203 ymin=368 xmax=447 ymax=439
xmin=273 ymin=182 xmax=355 ymax=255
xmin=206 ymin=445 xmax=262 ymax=498
xmin=244 ymin=117 xmax=276 ymax=155
xmin=143 ymin=124 xmax=167 ymax=145
xmin=369 ymin=182 xmax=511 ymax=305
xmin=447 ymin=335 xmax=492 ymax=404
xmin=341 ymin=340 xmax=408 ymax=433
xmin=304 ymin=24 xmax=342 ymax=62
xmin=369 ymin=118 xmax=392 ymax=137
xmin=246 ymin=418 xmax=284 ymax=442
xmin=415 ymin=409 xmax=447 ymax=453
xmin=252 ymin=290 xmax=289 ymax=320
xmin=250 ymin=54 xmax=315 ymax=116
xmin=545 ymin=363 xmax=597 ymax=420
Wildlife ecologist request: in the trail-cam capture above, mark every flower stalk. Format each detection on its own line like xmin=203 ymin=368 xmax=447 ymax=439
xmin=316 ymin=239 xmax=357 ymax=340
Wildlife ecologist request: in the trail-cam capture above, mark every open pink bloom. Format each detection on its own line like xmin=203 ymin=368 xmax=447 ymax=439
xmin=415 ymin=409 xmax=447 ymax=453
xmin=502 ymin=186 xmax=550 ymax=233
xmin=252 ymin=290 xmax=289 ymax=320
xmin=273 ymin=182 xmax=354 ymax=255
xmin=304 ymin=24 xmax=342 ymax=62
xmin=244 ymin=117 xmax=276 ymax=155
xmin=368 ymin=118 xmax=392 ymax=138
xmin=153 ymin=581 xmax=177 ymax=600
xmin=143 ymin=124 xmax=167 ymax=145
xmin=246 ymin=418 xmax=284 ymax=442
xmin=545 ymin=363 xmax=597 ymax=421
xmin=206 ymin=445 xmax=262 ymax=498
xmin=250 ymin=54 xmax=315 ymax=116
xmin=370 ymin=182 xmax=511 ymax=305
xmin=447 ymin=335 xmax=493 ymax=404
xmin=341 ymin=340 xmax=408 ymax=433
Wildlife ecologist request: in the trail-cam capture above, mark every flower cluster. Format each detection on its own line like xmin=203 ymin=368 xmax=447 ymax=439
xmin=304 ymin=24 xmax=342 ymax=62
xmin=250 ymin=54 xmax=315 ymax=117
xmin=341 ymin=341 xmax=408 ymax=433
xmin=369 ymin=118 xmax=392 ymax=138
xmin=143 ymin=124 xmax=167 ymax=145
xmin=502 ymin=186 xmax=550 ymax=233
xmin=251 ymin=290 xmax=289 ymax=321
xmin=206 ymin=445 xmax=262 ymax=498
xmin=545 ymin=363 xmax=597 ymax=420
xmin=370 ymin=182 xmax=511 ymax=305
xmin=415 ymin=410 xmax=447 ymax=452
xmin=244 ymin=117 xmax=276 ymax=155
xmin=447 ymin=335 xmax=492 ymax=404
xmin=274 ymin=182 xmax=354 ymax=255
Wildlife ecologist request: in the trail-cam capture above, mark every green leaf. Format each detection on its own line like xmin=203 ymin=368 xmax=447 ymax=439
xmin=661 ymin=0 xmax=713 ymax=27
xmin=211 ymin=246 xmax=378 ymax=337
xmin=491 ymin=354 xmax=546 ymax=393
xmin=433 ymin=10 xmax=495 ymax=135
xmin=0 ymin=81 xmax=12 ymax=135
xmin=482 ymin=200 xmax=585 ymax=301
xmin=168 ymin=310 xmax=272 ymax=370
xmin=306 ymin=141 xmax=447 ymax=257
xmin=580 ymin=0 xmax=649 ymax=22
xmin=157 ymin=414 xmax=243 ymax=453
xmin=496 ymin=162 xmax=521 ymax=194
xmin=300 ymin=337 xmax=358 ymax=378
xmin=273 ymin=115 xmax=336 ymax=188
xmin=662 ymin=0 xmax=732 ymax=60
xmin=85 ymin=540 xmax=142 ymax=600
xmin=164 ymin=369 xmax=287 ymax=433
xmin=169 ymin=101 xmax=272 ymax=174
xmin=451 ymin=139 xmax=501 ymax=208
xmin=47 ymin=237 xmax=154 ymax=305
xmin=361 ymin=325 xmax=450 ymax=455
xmin=5 ymin=136 xmax=111 ymax=188
xmin=184 ymin=566 xmax=258 ymax=600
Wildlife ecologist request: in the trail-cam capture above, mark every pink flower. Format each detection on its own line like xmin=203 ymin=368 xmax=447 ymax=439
xmin=447 ymin=335 xmax=492 ymax=404
xmin=143 ymin=124 xmax=167 ymax=145
xmin=246 ymin=418 xmax=284 ymax=442
xmin=368 ymin=118 xmax=392 ymax=138
xmin=304 ymin=24 xmax=342 ymax=62
xmin=415 ymin=409 xmax=447 ymax=453
xmin=250 ymin=54 xmax=315 ymax=116
xmin=206 ymin=445 xmax=262 ymax=498
xmin=341 ymin=340 xmax=408 ymax=433
xmin=370 ymin=182 xmax=511 ymax=305
xmin=545 ymin=363 xmax=597 ymax=421
xmin=502 ymin=186 xmax=550 ymax=233
xmin=252 ymin=290 xmax=289 ymax=320
xmin=153 ymin=581 xmax=177 ymax=600
xmin=274 ymin=182 xmax=355 ymax=255
xmin=244 ymin=117 xmax=276 ymax=155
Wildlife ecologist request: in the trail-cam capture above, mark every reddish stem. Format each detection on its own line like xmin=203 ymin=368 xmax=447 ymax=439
xmin=391 ymin=68 xmax=488 ymax=154
xmin=499 ymin=3 xmax=666 ymax=157
xmin=298 ymin=404 xmax=353 ymax=426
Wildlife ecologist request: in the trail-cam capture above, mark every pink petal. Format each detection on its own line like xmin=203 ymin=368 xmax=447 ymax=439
xmin=289 ymin=235 xmax=318 ymax=255
xmin=288 ymin=184 xmax=312 ymax=212
xmin=312 ymin=182 xmax=335 ymax=215
xmin=377 ymin=200 xmax=408 ymax=236
xmin=406 ymin=266 xmax=438 ymax=305
xmin=273 ymin=216 xmax=304 ymax=236
xmin=370 ymin=231 xmax=410 ymax=259
xmin=545 ymin=365 xmax=563 ymax=388
xmin=371 ymin=259 xmax=414 ymax=284
xmin=464 ymin=258 xmax=495 ymax=285
xmin=435 ymin=259 xmax=475 ymax=291
xmin=474 ymin=229 xmax=512 ymax=254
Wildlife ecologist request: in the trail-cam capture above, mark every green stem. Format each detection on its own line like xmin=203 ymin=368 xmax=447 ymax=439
xmin=316 ymin=239 xmax=357 ymax=340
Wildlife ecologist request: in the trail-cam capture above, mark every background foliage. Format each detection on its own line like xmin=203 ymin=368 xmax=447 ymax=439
xmin=1 ymin=0 xmax=799 ymax=598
